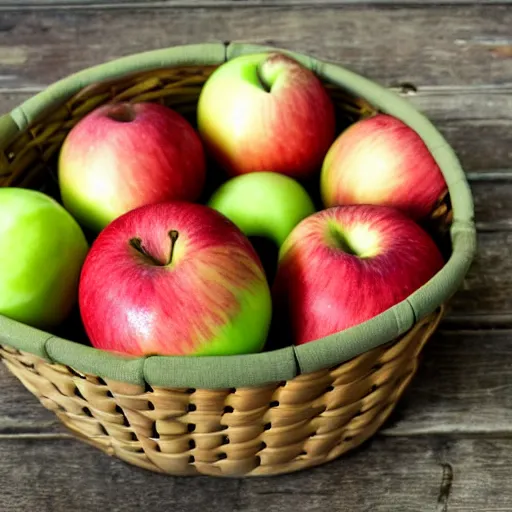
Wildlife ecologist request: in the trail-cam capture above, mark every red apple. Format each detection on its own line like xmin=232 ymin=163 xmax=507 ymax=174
xmin=197 ymin=52 xmax=336 ymax=179
xmin=58 ymin=102 xmax=206 ymax=232
xmin=272 ymin=205 xmax=444 ymax=345
xmin=320 ymin=114 xmax=447 ymax=220
xmin=78 ymin=201 xmax=272 ymax=357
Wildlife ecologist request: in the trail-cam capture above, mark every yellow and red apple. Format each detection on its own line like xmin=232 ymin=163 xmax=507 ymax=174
xmin=272 ymin=204 xmax=445 ymax=345
xmin=197 ymin=52 xmax=336 ymax=179
xmin=58 ymin=102 xmax=206 ymax=233
xmin=78 ymin=201 xmax=272 ymax=356
xmin=320 ymin=114 xmax=447 ymax=220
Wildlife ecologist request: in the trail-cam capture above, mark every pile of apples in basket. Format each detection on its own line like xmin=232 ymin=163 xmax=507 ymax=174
xmin=0 ymin=52 xmax=448 ymax=357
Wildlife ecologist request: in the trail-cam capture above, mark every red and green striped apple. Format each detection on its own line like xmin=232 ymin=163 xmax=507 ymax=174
xmin=273 ymin=204 xmax=444 ymax=345
xmin=197 ymin=52 xmax=336 ymax=179
xmin=78 ymin=201 xmax=272 ymax=356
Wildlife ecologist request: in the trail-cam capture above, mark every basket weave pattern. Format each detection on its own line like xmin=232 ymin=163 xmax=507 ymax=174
xmin=1 ymin=306 xmax=442 ymax=477
xmin=0 ymin=62 xmax=448 ymax=477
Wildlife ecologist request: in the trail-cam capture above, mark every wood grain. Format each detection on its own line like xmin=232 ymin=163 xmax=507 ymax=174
xmin=0 ymin=5 xmax=510 ymax=89
xmin=1 ymin=87 xmax=511 ymax=174
xmin=1 ymin=0 xmax=511 ymax=7
xmin=2 ymin=434 xmax=512 ymax=511
xmin=383 ymin=329 xmax=512 ymax=435
xmin=0 ymin=436 xmax=444 ymax=512
xmin=3 ymin=327 xmax=512 ymax=436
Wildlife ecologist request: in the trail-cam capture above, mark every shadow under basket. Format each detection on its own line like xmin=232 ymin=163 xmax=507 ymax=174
xmin=0 ymin=43 xmax=476 ymax=478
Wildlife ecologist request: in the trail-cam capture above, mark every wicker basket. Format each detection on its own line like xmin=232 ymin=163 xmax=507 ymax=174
xmin=0 ymin=43 xmax=476 ymax=477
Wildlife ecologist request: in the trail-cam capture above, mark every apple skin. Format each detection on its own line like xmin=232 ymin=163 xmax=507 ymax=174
xmin=197 ymin=52 xmax=336 ymax=179
xmin=58 ymin=102 xmax=206 ymax=233
xmin=272 ymin=204 xmax=444 ymax=346
xmin=207 ymin=172 xmax=316 ymax=248
xmin=78 ymin=201 xmax=273 ymax=357
xmin=0 ymin=188 xmax=89 ymax=329
xmin=320 ymin=114 xmax=447 ymax=220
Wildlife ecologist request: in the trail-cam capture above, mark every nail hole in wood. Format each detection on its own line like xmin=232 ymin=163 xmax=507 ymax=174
xmin=188 ymin=424 xmax=196 ymax=433
xmin=223 ymin=406 xmax=234 ymax=414
xmin=187 ymin=403 xmax=197 ymax=412
xmin=189 ymin=439 xmax=196 ymax=449
xmin=264 ymin=423 xmax=271 ymax=431
xmin=269 ymin=400 xmax=279 ymax=408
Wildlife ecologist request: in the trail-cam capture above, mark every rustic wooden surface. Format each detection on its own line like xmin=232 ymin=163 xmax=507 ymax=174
xmin=1 ymin=2 xmax=511 ymax=511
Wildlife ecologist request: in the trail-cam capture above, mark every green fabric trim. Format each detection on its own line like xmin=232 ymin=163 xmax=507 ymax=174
xmin=144 ymin=347 xmax=297 ymax=389
xmin=0 ymin=42 xmax=476 ymax=388
xmin=293 ymin=300 xmax=415 ymax=376
xmin=0 ymin=114 xmax=20 ymax=151
xmin=0 ymin=314 xmax=51 ymax=361
xmin=45 ymin=336 xmax=146 ymax=386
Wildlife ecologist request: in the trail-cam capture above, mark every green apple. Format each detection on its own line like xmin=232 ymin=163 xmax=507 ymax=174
xmin=0 ymin=188 xmax=89 ymax=329
xmin=207 ymin=172 xmax=316 ymax=247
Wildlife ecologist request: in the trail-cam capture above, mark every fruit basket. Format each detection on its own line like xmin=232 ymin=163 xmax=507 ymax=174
xmin=0 ymin=42 xmax=476 ymax=477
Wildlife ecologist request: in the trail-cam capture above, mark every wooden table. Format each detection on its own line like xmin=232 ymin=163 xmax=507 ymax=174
xmin=0 ymin=1 xmax=511 ymax=511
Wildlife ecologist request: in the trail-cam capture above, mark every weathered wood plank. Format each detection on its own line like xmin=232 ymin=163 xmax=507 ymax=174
xmin=2 ymin=435 xmax=512 ymax=511
xmin=0 ymin=436 xmax=441 ymax=512
xmin=0 ymin=6 xmax=510 ymax=90
xmin=1 ymin=0 xmax=511 ymax=7
xmin=0 ymin=361 xmax=63 ymax=434
xmin=383 ymin=329 xmax=512 ymax=435
xmin=1 ymin=87 xmax=511 ymax=174
xmin=449 ymin=232 xmax=512 ymax=323
xmin=3 ymin=327 xmax=512 ymax=436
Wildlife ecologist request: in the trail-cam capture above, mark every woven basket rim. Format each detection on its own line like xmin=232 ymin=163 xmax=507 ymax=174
xmin=0 ymin=42 xmax=477 ymax=389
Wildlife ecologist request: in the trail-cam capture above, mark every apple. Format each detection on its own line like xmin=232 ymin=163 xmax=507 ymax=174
xmin=78 ymin=201 xmax=272 ymax=356
xmin=0 ymin=188 xmax=89 ymax=329
xmin=320 ymin=114 xmax=447 ymax=220
xmin=197 ymin=52 xmax=336 ymax=179
xmin=272 ymin=204 xmax=444 ymax=346
xmin=207 ymin=172 xmax=316 ymax=248
xmin=58 ymin=101 xmax=206 ymax=233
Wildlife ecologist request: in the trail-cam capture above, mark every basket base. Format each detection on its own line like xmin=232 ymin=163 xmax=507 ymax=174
xmin=0 ymin=306 xmax=444 ymax=478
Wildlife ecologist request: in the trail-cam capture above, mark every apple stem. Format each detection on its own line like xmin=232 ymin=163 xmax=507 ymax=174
xmin=167 ymin=230 xmax=179 ymax=265
xmin=129 ymin=230 xmax=179 ymax=266
xmin=129 ymin=237 xmax=163 ymax=266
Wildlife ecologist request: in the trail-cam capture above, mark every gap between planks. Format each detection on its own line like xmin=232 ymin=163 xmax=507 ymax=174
xmin=5 ymin=429 xmax=512 ymax=441
xmin=2 ymin=0 xmax=512 ymax=10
